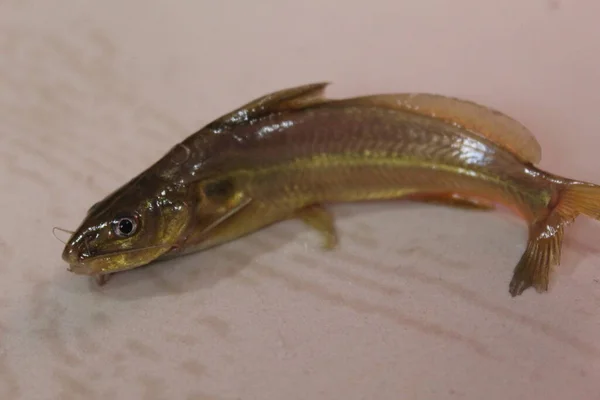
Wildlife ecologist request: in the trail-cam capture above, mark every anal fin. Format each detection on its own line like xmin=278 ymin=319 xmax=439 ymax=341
xmin=409 ymin=193 xmax=495 ymax=211
xmin=296 ymin=204 xmax=338 ymax=249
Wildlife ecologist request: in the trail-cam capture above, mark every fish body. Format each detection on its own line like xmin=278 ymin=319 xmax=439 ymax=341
xmin=62 ymin=83 xmax=600 ymax=296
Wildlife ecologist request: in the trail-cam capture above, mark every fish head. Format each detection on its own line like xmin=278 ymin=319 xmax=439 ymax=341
xmin=62 ymin=178 xmax=193 ymax=276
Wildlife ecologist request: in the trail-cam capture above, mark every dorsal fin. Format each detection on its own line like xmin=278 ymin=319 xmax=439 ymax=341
xmin=212 ymin=82 xmax=330 ymax=126
xmin=332 ymin=93 xmax=542 ymax=164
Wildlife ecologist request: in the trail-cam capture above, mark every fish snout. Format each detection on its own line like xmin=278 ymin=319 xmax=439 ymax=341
xmin=61 ymin=232 xmax=98 ymax=274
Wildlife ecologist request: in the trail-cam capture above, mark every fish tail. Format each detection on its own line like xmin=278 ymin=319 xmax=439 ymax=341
xmin=509 ymin=181 xmax=600 ymax=296
xmin=556 ymin=182 xmax=600 ymax=220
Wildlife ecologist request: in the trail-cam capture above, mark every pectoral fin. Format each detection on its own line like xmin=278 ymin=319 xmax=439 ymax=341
xmin=94 ymin=273 xmax=112 ymax=286
xmin=198 ymin=195 xmax=254 ymax=238
xmin=409 ymin=193 xmax=495 ymax=211
xmin=296 ymin=204 xmax=338 ymax=249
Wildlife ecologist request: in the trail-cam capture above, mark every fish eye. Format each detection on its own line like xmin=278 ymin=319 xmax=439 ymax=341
xmin=113 ymin=215 xmax=138 ymax=237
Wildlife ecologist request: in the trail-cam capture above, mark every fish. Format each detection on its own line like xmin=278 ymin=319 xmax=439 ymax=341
xmin=61 ymin=82 xmax=600 ymax=296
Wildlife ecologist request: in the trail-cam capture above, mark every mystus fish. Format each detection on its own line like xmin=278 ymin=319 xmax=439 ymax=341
xmin=60 ymin=82 xmax=600 ymax=296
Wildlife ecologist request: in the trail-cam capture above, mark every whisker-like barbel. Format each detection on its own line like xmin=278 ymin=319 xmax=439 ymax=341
xmin=52 ymin=227 xmax=74 ymax=244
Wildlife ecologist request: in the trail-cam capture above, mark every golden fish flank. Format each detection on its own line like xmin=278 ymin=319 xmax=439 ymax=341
xmin=62 ymin=82 xmax=600 ymax=296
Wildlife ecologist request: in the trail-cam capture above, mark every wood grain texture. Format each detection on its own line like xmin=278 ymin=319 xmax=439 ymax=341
xmin=1 ymin=1 xmax=600 ymax=399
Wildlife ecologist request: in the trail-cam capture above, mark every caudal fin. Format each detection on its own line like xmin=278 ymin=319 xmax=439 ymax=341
xmin=509 ymin=182 xmax=600 ymax=296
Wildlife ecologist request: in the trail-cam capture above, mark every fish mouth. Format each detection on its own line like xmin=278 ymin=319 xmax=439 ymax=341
xmin=62 ymin=245 xmax=88 ymax=269
xmin=66 ymin=261 xmax=97 ymax=276
xmin=63 ymin=243 xmax=101 ymax=275
xmin=63 ymin=240 xmax=178 ymax=277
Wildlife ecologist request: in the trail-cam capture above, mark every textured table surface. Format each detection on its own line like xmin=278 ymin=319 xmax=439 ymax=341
xmin=2 ymin=1 xmax=600 ymax=399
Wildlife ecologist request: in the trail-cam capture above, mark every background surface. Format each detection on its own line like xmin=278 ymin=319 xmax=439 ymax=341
xmin=2 ymin=1 xmax=600 ymax=399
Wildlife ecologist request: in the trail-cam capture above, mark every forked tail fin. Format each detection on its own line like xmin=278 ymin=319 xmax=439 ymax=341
xmin=509 ymin=181 xmax=600 ymax=296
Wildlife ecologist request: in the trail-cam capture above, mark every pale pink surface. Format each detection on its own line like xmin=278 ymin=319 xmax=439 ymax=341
xmin=1 ymin=1 xmax=600 ymax=399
